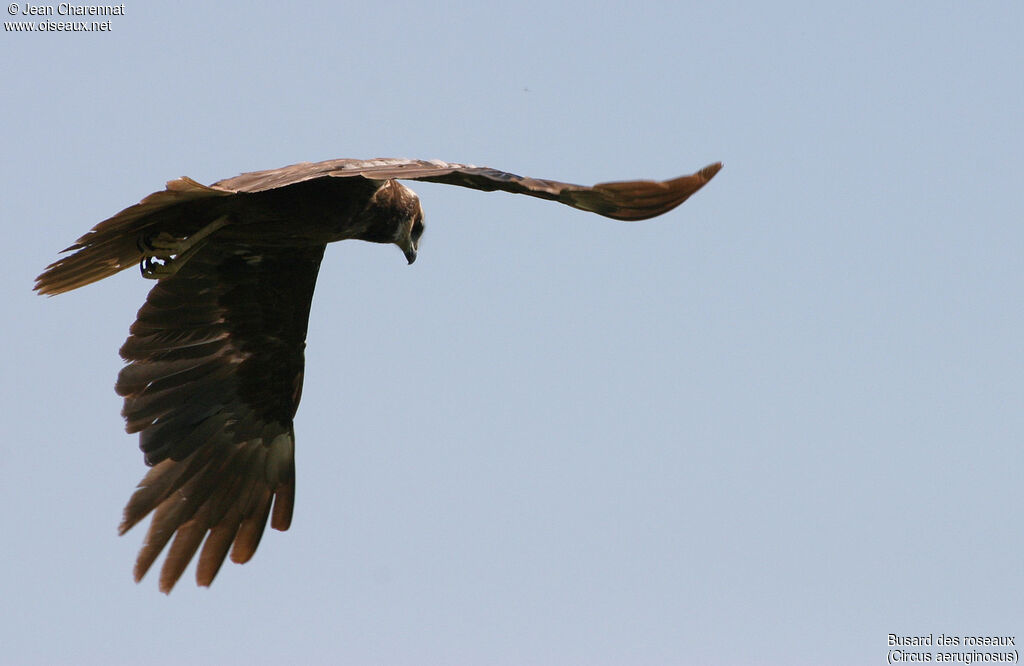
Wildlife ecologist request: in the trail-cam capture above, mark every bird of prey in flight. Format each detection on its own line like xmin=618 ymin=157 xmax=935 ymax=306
xmin=35 ymin=157 xmax=722 ymax=593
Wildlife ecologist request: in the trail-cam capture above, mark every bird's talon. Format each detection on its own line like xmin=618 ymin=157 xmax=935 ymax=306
xmin=140 ymin=256 xmax=176 ymax=279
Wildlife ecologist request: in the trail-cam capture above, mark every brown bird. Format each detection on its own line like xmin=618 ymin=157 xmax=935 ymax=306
xmin=35 ymin=157 xmax=722 ymax=593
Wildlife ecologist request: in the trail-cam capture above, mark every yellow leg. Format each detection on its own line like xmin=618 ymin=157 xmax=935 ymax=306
xmin=139 ymin=216 xmax=229 ymax=279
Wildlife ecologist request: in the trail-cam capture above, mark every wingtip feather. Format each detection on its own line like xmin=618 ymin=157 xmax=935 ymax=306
xmin=699 ymin=162 xmax=723 ymax=181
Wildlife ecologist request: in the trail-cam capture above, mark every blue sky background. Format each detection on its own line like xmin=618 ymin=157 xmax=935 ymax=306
xmin=4 ymin=2 xmax=1022 ymax=664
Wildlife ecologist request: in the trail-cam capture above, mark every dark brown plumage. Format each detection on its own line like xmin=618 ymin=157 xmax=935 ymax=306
xmin=35 ymin=157 xmax=721 ymax=592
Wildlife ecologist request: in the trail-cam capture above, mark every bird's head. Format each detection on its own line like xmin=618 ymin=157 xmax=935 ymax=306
xmin=361 ymin=180 xmax=425 ymax=265
xmin=398 ymin=193 xmax=425 ymax=265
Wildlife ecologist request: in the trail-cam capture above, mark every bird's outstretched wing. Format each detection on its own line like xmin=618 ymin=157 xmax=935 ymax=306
xmin=115 ymin=239 xmax=325 ymax=593
xmin=35 ymin=158 xmax=720 ymax=296
xmin=214 ymin=158 xmax=723 ymax=221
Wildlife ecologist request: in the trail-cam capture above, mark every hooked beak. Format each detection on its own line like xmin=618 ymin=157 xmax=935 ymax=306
xmin=404 ymin=248 xmax=417 ymax=265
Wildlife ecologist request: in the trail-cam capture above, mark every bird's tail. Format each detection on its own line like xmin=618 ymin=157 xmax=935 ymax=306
xmin=34 ymin=177 xmax=231 ymax=296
